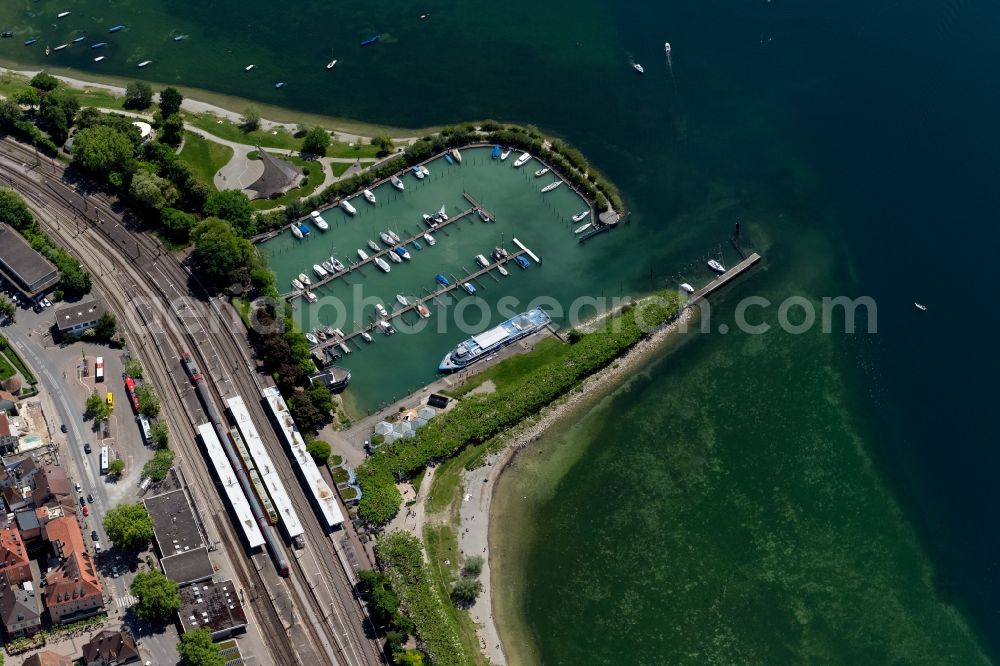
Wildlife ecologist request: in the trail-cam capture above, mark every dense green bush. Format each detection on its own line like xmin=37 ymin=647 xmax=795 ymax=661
xmin=357 ymin=292 xmax=681 ymax=524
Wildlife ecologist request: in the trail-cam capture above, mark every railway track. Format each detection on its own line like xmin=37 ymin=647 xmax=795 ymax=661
xmin=0 ymin=138 xmax=381 ymax=665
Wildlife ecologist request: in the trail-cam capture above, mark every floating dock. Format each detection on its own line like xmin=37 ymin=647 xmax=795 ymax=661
xmin=512 ymin=237 xmax=540 ymax=264
xmin=687 ymin=253 xmax=762 ymax=306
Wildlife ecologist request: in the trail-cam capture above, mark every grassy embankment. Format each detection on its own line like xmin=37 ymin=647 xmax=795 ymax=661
xmin=177 ymin=131 xmax=233 ymax=189
xmin=186 ymin=113 xmax=383 ymax=158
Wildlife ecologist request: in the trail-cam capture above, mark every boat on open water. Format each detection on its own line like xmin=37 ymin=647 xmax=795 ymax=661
xmin=534 ymin=167 xmax=549 ymax=177
xmin=572 ymin=210 xmax=590 ymax=222
xmin=541 ymin=181 xmax=563 ymax=193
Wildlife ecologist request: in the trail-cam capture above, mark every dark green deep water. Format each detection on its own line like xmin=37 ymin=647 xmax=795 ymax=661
xmin=4 ymin=0 xmax=1000 ymax=662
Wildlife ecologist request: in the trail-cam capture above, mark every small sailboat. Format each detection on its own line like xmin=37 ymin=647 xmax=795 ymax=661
xmin=361 ymin=330 xmax=373 ymax=343
xmin=394 ymin=246 xmax=411 ymax=260
xmin=500 ymin=147 xmax=512 ymax=161
xmin=707 ymin=259 xmax=726 ymax=273
xmin=417 ymin=303 xmax=431 ymax=318
xmin=435 ymin=274 xmax=450 ymax=287
xmin=24 ymin=39 xmax=38 ymax=46
xmin=437 ymin=205 xmax=448 ymax=220
xmin=478 ymin=209 xmax=492 ymax=223
xmin=388 ymin=229 xmax=401 ymax=243
xmin=274 ymin=81 xmax=286 ymax=88
xmin=680 ymin=283 xmax=695 ymax=294
xmin=462 ymin=282 xmax=477 ymax=295
xmin=291 ymin=224 xmax=304 ymax=239
xmin=361 ymin=35 xmax=380 ymax=46
xmin=298 ymin=273 xmax=312 ymax=285
xmin=244 ymin=64 xmax=256 ymax=71
xmin=572 ymin=210 xmax=590 ymax=222
xmin=633 ymin=63 xmax=645 ymax=74
xmin=137 ymin=60 xmax=153 ymax=68
xmin=53 ymin=44 xmax=68 ymax=51
xmin=375 ymin=303 xmax=388 ymax=318
xmin=475 ymin=254 xmax=490 ymax=268
xmin=292 ymin=278 xmax=304 ymax=290
xmin=423 ymin=233 xmax=436 ymax=246
xmin=574 ymin=223 xmax=592 ymax=234
xmin=541 ymin=181 xmax=563 ymax=193
xmin=391 ymin=175 xmax=404 ymax=190
xmin=358 ymin=249 xmax=369 ymax=261
xmin=497 ymin=265 xmax=509 ymax=277
xmin=379 ymin=231 xmax=394 ymax=246
xmin=322 ymin=260 xmax=336 ymax=273
xmin=450 ymin=148 xmax=462 ymax=163
xmin=174 ymin=34 xmax=188 ymax=42
xmin=108 ymin=24 xmax=125 ymax=32
xmin=91 ymin=42 xmax=107 ymax=49
xmin=368 ymin=239 xmax=379 ymax=252
xmin=331 ymin=257 xmax=345 ymax=272
xmin=363 ymin=189 xmax=376 ymax=204
xmin=374 ymin=257 xmax=391 ymax=272
xmin=396 ymin=294 xmax=409 ymax=307
xmin=305 ymin=332 xmax=319 ymax=345
xmin=664 ymin=42 xmax=671 ymax=55
xmin=326 ymin=59 xmax=338 ymax=69
xmin=57 ymin=11 xmax=72 ymax=19
xmin=387 ymin=251 xmax=401 ymax=264
xmin=93 ymin=56 xmax=105 ymax=63
xmin=492 ymin=145 xmax=501 ymax=159
xmin=914 ymin=302 xmax=927 ymax=311
xmin=340 ymin=199 xmax=357 ymax=215
xmin=72 ymin=36 xmax=86 ymax=43
xmin=534 ymin=167 xmax=549 ymax=178
xmin=313 ymin=264 xmax=329 ymax=278
xmin=513 ymin=152 xmax=532 ymax=167
xmin=492 ymin=246 xmax=509 ymax=260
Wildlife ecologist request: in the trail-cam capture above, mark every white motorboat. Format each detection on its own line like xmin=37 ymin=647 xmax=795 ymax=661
xmin=363 ymin=189 xmax=376 ymax=204
xmin=541 ymin=181 xmax=563 ymax=193
xmin=374 ymin=257 xmax=391 ymax=272
xmin=313 ymin=216 xmax=328 ymax=231
xmin=57 ymin=11 xmax=71 ymax=18
xmin=497 ymin=265 xmax=509 ymax=277
xmin=412 ymin=166 xmax=426 ymax=179
xmin=574 ymin=223 xmax=592 ymax=234
xmin=53 ymin=44 xmax=68 ymax=51
xmin=423 ymin=233 xmax=436 ymax=246
xmin=291 ymin=278 xmax=304 ymax=290
xmin=572 ymin=210 xmax=590 ymax=222
xmin=423 ymin=213 xmax=438 ymax=227
xmin=93 ymin=56 xmax=106 ymax=62
xmin=298 ymin=273 xmax=311 ymax=285
xmin=313 ymin=264 xmax=328 ymax=278
xmin=305 ymin=332 xmax=319 ymax=345
xmin=396 ymin=294 xmax=409 ymax=307
xmin=633 ymin=63 xmax=644 ymax=74
xmin=361 ymin=330 xmax=373 ymax=343
xmin=244 ymin=64 xmax=256 ymax=71
xmin=393 ymin=246 xmax=411 ymax=260
xmin=388 ymin=229 xmax=401 ymax=243
xmin=291 ymin=224 xmax=304 ymax=239
xmin=377 ymin=320 xmax=395 ymax=335
xmin=450 ymin=148 xmax=462 ymax=163
xmin=478 ymin=209 xmax=492 ymax=223
xmin=368 ymin=239 xmax=380 ymax=252
xmin=416 ymin=303 xmax=431 ymax=318
xmin=375 ymin=303 xmax=388 ymax=318
xmin=391 ymin=175 xmax=405 ymax=190
xmin=707 ymin=259 xmax=726 ymax=273
xmin=680 ymin=283 xmax=695 ymax=294
xmin=340 ymin=199 xmax=357 ymax=215
xmin=914 ymin=302 xmax=927 ymax=311
xmin=419 ymin=165 xmax=430 ymax=177
xmin=379 ymin=231 xmax=394 ymax=246
xmin=500 ymin=148 xmax=512 ymax=161
xmin=330 ymin=257 xmax=345 ymax=272
xmin=664 ymin=42 xmax=671 ymax=55
xmin=493 ymin=246 xmax=509 ymax=260
xmin=332 ymin=328 xmax=345 ymax=338
xmin=534 ymin=167 xmax=549 ymax=177
xmin=387 ymin=250 xmax=402 ymax=263
xmin=475 ymin=254 xmax=490 ymax=268
xmin=513 ymin=152 xmax=532 ymax=167
xmin=137 ymin=60 xmax=153 ymax=68
xmin=338 ymin=342 xmax=351 ymax=354
xmin=322 ymin=260 xmax=336 ymax=273
xmin=358 ymin=249 xmax=369 ymax=261
xmin=326 ymin=59 xmax=338 ymax=69
xmin=303 ymin=290 xmax=318 ymax=303
xmin=437 ymin=205 xmax=449 ymax=220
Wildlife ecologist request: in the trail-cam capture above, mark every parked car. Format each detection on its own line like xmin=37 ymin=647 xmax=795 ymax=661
xmin=82 ymin=505 xmax=89 ymax=517
xmin=87 ymin=494 xmax=94 ymax=504
xmin=60 ymin=424 xmax=68 ymax=433
xmin=74 ymin=482 xmax=82 ymax=493
xmin=79 ymin=496 xmax=86 ymax=507
xmin=91 ymin=530 xmax=99 ymax=541
xmin=84 ymin=443 xmax=92 ymax=454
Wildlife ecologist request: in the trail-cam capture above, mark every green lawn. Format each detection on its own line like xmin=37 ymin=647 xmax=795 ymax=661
xmin=178 ymin=132 xmax=234 ymax=189
xmin=443 ymin=337 xmax=571 ymax=398
xmin=187 ymin=113 xmax=301 ymax=150
xmin=250 ymin=155 xmax=324 ymax=210
xmin=0 ymin=352 xmax=16 ymax=382
xmin=67 ymin=87 xmax=126 ymax=110
xmin=328 ymin=140 xmax=381 ymax=159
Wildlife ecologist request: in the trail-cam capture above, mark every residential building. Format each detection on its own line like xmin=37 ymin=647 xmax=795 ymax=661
xmin=43 ymin=516 xmax=104 ymax=624
xmin=23 ymin=651 xmax=74 ymax=666
xmin=0 ymin=572 xmax=42 ymax=638
xmin=0 ymin=525 xmax=31 ymax=584
xmin=54 ymin=299 xmax=107 ymax=336
xmin=81 ymin=629 xmax=141 ymax=665
xmin=0 ymin=413 xmax=17 ymax=454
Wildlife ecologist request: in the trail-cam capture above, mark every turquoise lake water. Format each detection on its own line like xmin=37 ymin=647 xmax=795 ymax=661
xmin=4 ymin=0 xmax=999 ymax=661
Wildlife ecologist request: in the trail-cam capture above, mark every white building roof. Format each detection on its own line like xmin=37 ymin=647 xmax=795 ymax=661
xmin=226 ymin=396 xmax=303 ymax=540
xmin=196 ymin=423 xmax=265 ymax=549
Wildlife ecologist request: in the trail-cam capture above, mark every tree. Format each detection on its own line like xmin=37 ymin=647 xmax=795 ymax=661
xmin=461 ymin=555 xmax=484 ymax=577
xmin=124 ymin=358 xmax=144 ymax=379
xmin=0 ymin=99 xmax=23 ymax=129
xmin=178 ymin=628 xmax=224 ymax=666
xmin=451 ymin=576 xmax=482 ymax=607
xmin=371 ymin=135 xmax=394 ymax=157
xmin=0 ymin=188 xmax=35 ymax=231
xmin=191 ymin=218 xmax=257 ymax=289
xmin=0 ymin=295 xmax=15 ymax=323
xmin=306 ymin=440 xmax=331 ymax=465
xmin=75 ymin=106 xmax=104 ymax=129
xmin=38 ymin=89 xmax=79 ymax=145
xmin=84 ymin=391 xmax=111 ymax=421
xmin=131 ymin=569 xmax=181 ymax=621
xmin=94 ymin=312 xmax=118 ymax=340
xmin=30 ymin=71 xmax=60 ymax=91
xmin=142 ymin=447 xmax=174 ymax=481
xmin=159 ymin=113 xmax=184 ymax=147
xmin=135 ymin=384 xmax=160 ymax=418
xmin=72 ymin=125 xmax=137 ymax=177
xmin=308 ymin=382 xmax=333 ymax=416
xmin=394 ymin=651 xmax=426 ymax=666
xmin=107 ymin=458 xmax=125 ymax=477
xmin=130 ymin=170 xmax=178 ymax=211
xmin=301 ymin=126 xmax=330 ymax=156
xmin=150 ymin=420 xmax=169 ymax=449
xmin=161 ymin=207 xmax=196 ymax=244
xmin=203 ymin=190 xmax=256 ymax=237
xmin=103 ymin=502 xmax=154 ymax=550
xmin=12 ymin=87 xmax=40 ymax=111
xmin=240 ymin=107 xmax=260 ymax=132
xmin=159 ymin=87 xmax=183 ymax=118
xmin=124 ymin=81 xmax=153 ymax=110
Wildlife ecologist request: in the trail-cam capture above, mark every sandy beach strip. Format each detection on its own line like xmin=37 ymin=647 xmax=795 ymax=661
xmin=457 ymin=304 xmax=698 ymax=665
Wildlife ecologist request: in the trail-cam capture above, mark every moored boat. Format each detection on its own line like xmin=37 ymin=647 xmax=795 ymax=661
xmin=423 ymin=233 xmax=436 ymax=246
xmin=291 ymin=224 xmax=304 ymax=239
xmin=419 ymin=165 xmax=430 ymax=177
xmin=462 ymin=282 xmax=476 ymax=295
xmin=387 ymin=251 xmax=402 ymax=263
xmin=417 ymin=303 xmax=431 ymax=318
xmin=330 ymin=257 xmax=345 ymax=272
xmin=680 ymin=283 xmax=695 ymax=294
xmin=633 ymin=63 xmax=645 ymax=74
xmin=437 ymin=205 xmax=448 ymax=220
xmin=303 ymin=290 xmax=318 ymax=303
xmin=358 ymin=249 xmax=369 ymax=261
xmin=298 ymin=273 xmax=311 ymax=285
xmin=367 ymin=239 xmax=379 ymax=251
xmin=500 ymin=147 xmax=511 ymax=161
xmin=322 ymin=260 xmax=336 ymax=273
xmin=305 ymin=332 xmax=319 ymax=345
xmin=411 ymin=165 xmax=426 ymax=179
xmin=513 ymin=152 xmax=532 ymax=167
xmin=475 ymin=254 xmax=490 ymax=268
xmin=574 ymin=223 xmax=592 ymax=234
xmin=338 ymin=342 xmax=351 ymax=354
xmin=25 ymin=39 xmax=38 ymax=46
xmin=72 ymin=36 xmax=86 ymax=43
xmin=292 ymin=278 xmax=304 ymax=290
xmin=412 ymin=240 xmax=422 ymax=250
xmin=394 ymin=246 xmax=411 ymax=260
xmin=91 ymin=42 xmax=107 ymax=49
xmin=572 ymin=210 xmax=590 ymax=222
xmin=439 ymin=308 xmax=551 ymax=371
xmin=374 ymin=257 xmax=391 ymax=272
xmin=450 ymin=148 xmax=462 ymax=163
xmin=497 ymin=265 xmax=509 ymax=276
xmin=541 ymin=181 xmax=563 ymax=192
xmin=53 ymin=44 xmax=68 ymax=51
xmin=311 ymin=212 xmax=328 ymax=230
xmin=137 ymin=60 xmax=153 ymax=68
xmin=379 ymin=231 xmax=394 ymax=246
xmin=93 ymin=56 xmax=105 ymax=62
xmin=388 ymin=229 xmax=401 ymax=243
xmin=313 ymin=264 xmax=328 ymax=278
xmin=491 ymin=145 xmax=501 ymax=159
xmin=396 ymin=294 xmax=409 ymax=307
xmin=478 ymin=209 xmax=491 ymax=223
xmin=377 ymin=320 xmax=395 ymax=335
xmin=363 ymin=189 xmax=376 ymax=204
xmin=492 ymin=246 xmax=509 ymax=260
xmin=298 ymin=222 xmax=311 ymax=236
xmin=534 ymin=167 xmax=549 ymax=177
xmin=515 ymin=255 xmax=530 ymax=269
xmin=391 ymin=175 xmax=404 ymax=190
xmin=361 ymin=330 xmax=373 ymax=343
xmin=444 ymin=153 xmax=455 ymax=165
xmin=108 ymin=24 xmax=125 ymax=32
xmin=435 ymin=274 xmax=450 ymax=287
xmin=57 ymin=11 xmax=71 ymax=19
xmin=707 ymin=259 xmax=726 ymax=273
xmin=375 ymin=303 xmax=388 ymax=318
xmin=340 ymin=199 xmax=357 ymax=215
xmin=326 ymin=59 xmax=338 ymax=69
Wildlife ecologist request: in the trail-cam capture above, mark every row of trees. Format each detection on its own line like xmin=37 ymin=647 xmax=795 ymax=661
xmin=356 ymin=291 xmax=682 ymax=525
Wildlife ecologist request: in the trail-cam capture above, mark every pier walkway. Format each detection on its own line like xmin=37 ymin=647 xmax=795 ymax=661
xmin=282 ymin=206 xmax=479 ymax=300
xmin=687 ymin=253 xmax=762 ymax=306
xmin=309 ymin=248 xmax=531 ymax=356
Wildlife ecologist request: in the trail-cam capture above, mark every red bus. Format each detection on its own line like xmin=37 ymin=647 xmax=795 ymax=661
xmin=95 ymin=357 xmax=104 ymax=383
xmin=124 ymin=377 xmax=139 ymax=412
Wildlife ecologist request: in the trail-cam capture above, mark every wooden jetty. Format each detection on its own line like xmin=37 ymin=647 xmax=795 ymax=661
xmin=283 ymin=206 xmax=480 ymax=300
xmin=308 ymin=249 xmax=530 ymax=354
xmin=463 ymin=192 xmax=495 ymax=221
xmin=687 ymin=253 xmax=762 ymax=306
